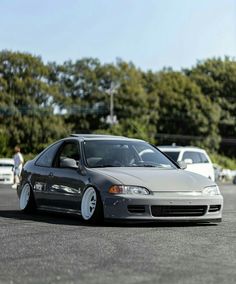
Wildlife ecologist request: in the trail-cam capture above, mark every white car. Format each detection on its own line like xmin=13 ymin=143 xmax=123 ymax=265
xmin=0 ymin=158 xmax=14 ymax=185
xmin=158 ymin=146 xmax=215 ymax=181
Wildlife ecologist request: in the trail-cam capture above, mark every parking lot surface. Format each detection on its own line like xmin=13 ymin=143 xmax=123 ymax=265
xmin=0 ymin=183 xmax=235 ymax=284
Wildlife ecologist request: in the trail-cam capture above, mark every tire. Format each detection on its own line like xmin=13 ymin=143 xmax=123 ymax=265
xmin=81 ymin=187 xmax=103 ymax=224
xmin=19 ymin=183 xmax=36 ymax=213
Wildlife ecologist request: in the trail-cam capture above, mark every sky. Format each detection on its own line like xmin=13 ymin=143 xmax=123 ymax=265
xmin=0 ymin=0 xmax=235 ymax=71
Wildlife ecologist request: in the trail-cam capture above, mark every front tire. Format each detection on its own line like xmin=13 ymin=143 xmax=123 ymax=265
xmin=19 ymin=183 xmax=36 ymax=213
xmin=81 ymin=187 xmax=103 ymax=224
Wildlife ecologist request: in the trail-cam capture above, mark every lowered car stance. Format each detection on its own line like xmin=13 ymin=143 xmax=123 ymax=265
xmin=17 ymin=135 xmax=223 ymax=223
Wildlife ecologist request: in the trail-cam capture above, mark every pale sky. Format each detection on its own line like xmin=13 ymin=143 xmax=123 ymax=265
xmin=0 ymin=0 xmax=235 ymax=70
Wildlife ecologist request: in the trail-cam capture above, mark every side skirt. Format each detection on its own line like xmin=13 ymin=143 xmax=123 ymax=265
xmin=37 ymin=205 xmax=81 ymax=216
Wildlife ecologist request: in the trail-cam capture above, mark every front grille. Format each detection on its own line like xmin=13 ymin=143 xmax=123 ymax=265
xmin=151 ymin=205 xmax=207 ymax=217
xmin=209 ymin=205 xmax=221 ymax=212
xmin=128 ymin=205 xmax=146 ymax=214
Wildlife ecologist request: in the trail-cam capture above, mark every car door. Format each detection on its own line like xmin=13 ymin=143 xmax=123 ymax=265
xmin=32 ymin=141 xmax=63 ymax=207
xmin=46 ymin=140 xmax=86 ymax=211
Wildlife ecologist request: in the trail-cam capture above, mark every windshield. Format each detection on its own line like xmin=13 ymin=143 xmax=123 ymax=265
xmin=84 ymin=140 xmax=177 ymax=169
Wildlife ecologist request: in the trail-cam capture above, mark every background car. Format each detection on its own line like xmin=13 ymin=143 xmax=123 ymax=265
xmin=0 ymin=158 xmax=14 ymax=185
xmin=17 ymin=135 xmax=223 ymax=224
xmin=158 ymin=146 xmax=215 ymax=181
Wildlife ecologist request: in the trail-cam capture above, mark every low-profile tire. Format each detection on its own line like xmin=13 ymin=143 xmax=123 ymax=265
xmin=19 ymin=183 xmax=36 ymax=213
xmin=81 ymin=187 xmax=103 ymax=224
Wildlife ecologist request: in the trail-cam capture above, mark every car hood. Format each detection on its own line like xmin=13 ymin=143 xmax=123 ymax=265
xmin=91 ymin=167 xmax=215 ymax=192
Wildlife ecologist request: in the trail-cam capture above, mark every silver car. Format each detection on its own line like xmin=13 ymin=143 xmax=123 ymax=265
xmin=17 ymin=134 xmax=223 ymax=224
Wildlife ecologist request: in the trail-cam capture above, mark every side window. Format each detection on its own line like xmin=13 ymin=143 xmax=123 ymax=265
xmin=57 ymin=142 xmax=80 ymax=168
xmin=199 ymin=152 xmax=209 ymax=163
xmin=182 ymin=151 xmax=202 ymax=164
xmin=35 ymin=142 xmax=61 ymax=167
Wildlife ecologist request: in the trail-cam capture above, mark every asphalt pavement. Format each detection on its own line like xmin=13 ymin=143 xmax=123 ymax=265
xmin=0 ymin=183 xmax=235 ymax=284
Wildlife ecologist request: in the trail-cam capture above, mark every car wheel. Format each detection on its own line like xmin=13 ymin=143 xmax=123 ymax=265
xmin=19 ymin=183 xmax=36 ymax=213
xmin=81 ymin=187 xmax=103 ymax=224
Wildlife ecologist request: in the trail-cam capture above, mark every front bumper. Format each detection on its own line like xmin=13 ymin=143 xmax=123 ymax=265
xmin=103 ymin=193 xmax=223 ymax=222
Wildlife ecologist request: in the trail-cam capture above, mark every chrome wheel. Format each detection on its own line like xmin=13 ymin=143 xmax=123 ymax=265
xmin=81 ymin=187 xmax=97 ymax=220
xmin=20 ymin=184 xmax=31 ymax=210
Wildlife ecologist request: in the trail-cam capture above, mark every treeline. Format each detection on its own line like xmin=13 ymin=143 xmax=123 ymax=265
xmin=0 ymin=50 xmax=235 ymax=158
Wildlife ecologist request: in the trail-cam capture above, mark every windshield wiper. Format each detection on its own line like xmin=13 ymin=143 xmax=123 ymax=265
xmin=133 ymin=163 xmax=170 ymax=168
xmin=141 ymin=164 xmax=157 ymax=167
xmin=132 ymin=164 xmax=157 ymax=167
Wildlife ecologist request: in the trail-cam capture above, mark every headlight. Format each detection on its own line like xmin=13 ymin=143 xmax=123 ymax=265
xmin=202 ymin=185 xmax=220 ymax=196
xmin=108 ymin=185 xmax=150 ymax=195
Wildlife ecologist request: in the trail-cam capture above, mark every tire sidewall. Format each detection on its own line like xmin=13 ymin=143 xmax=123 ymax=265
xmin=19 ymin=183 xmax=36 ymax=213
xmin=81 ymin=187 xmax=103 ymax=224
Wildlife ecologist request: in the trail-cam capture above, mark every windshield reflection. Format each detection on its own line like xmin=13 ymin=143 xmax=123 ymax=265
xmin=84 ymin=140 xmax=176 ymax=169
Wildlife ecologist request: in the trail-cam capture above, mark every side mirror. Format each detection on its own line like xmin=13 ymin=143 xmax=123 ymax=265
xmin=184 ymin=158 xmax=193 ymax=165
xmin=178 ymin=161 xmax=187 ymax=170
xmin=60 ymin=158 xmax=78 ymax=169
xmin=76 ymin=160 xmax=87 ymax=175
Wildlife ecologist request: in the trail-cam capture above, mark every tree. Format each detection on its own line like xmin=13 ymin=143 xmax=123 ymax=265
xmin=57 ymin=58 xmax=107 ymax=132
xmin=185 ymin=57 xmax=236 ymax=156
xmin=148 ymin=70 xmax=221 ymax=150
xmin=0 ymin=50 xmax=69 ymax=154
xmin=57 ymin=59 xmax=152 ymax=137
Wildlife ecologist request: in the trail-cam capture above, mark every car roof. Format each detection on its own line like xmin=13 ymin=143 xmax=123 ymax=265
xmin=158 ymin=146 xmax=206 ymax=152
xmin=0 ymin=158 xmax=14 ymax=164
xmin=69 ymin=134 xmax=144 ymax=142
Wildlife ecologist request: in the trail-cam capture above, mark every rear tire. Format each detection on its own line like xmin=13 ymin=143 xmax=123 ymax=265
xmin=81 ymin=187 xmax=103 ymax=224
xmin=19 ymin=183 xmax=36 ymax=213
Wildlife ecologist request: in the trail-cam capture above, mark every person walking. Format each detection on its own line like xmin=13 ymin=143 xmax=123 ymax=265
xmin=12 ymin=146 xmax=24 ymax=189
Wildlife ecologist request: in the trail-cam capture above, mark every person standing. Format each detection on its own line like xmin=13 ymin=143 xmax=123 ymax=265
xmin=12 ymin=146 xmax=24 ymax=189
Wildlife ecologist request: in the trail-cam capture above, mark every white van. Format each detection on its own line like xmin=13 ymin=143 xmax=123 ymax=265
xmin=158 ymin=146 xmax=215 ymax=181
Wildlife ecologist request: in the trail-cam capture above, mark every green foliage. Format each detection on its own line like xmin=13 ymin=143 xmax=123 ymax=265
xmin=209 ymin=152 xmax=236 ymax=170
xmin=151 ymin=71 xmax=221 ymax=150
xmin=23 ymin=152 xmax=38 ymax=162
xmin=0 ymin=50 xmax=70 ymax=154
xmin=185 ymin=57 xmax=236 ymax=156
xmin=0 ymin=50 xmax=235 ymax=160
xmin=57 ymin=59 xmax=149 ymax=132
xmin=0 ymin=128 xmax=10 ymax=157
xmin=96 ymin=117 xmax=156 ymax=144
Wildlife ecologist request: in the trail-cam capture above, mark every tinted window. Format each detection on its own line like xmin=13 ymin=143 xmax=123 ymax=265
xmin=84 ymin=140 xmax=176 ymax=169
xmin=182 ymin=151 xmax=202 ymax=164
xmin=162 ymin=151 xmax=180 ymax=162
xmin=0 ymin=163 xmax=14 ymax=167
xmin=57 ymin=142 xmax=80 ymax=168
xmin=199 ymin=152 xmax=209 ymax=163
xmin=36 ymin=142 xmax=61 ymax=167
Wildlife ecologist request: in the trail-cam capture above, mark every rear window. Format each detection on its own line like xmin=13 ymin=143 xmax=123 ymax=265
xmin=0 ymin=163 xmax=14 ymax=167
xmin=162 ymin=151 xmax=180 ymax=162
